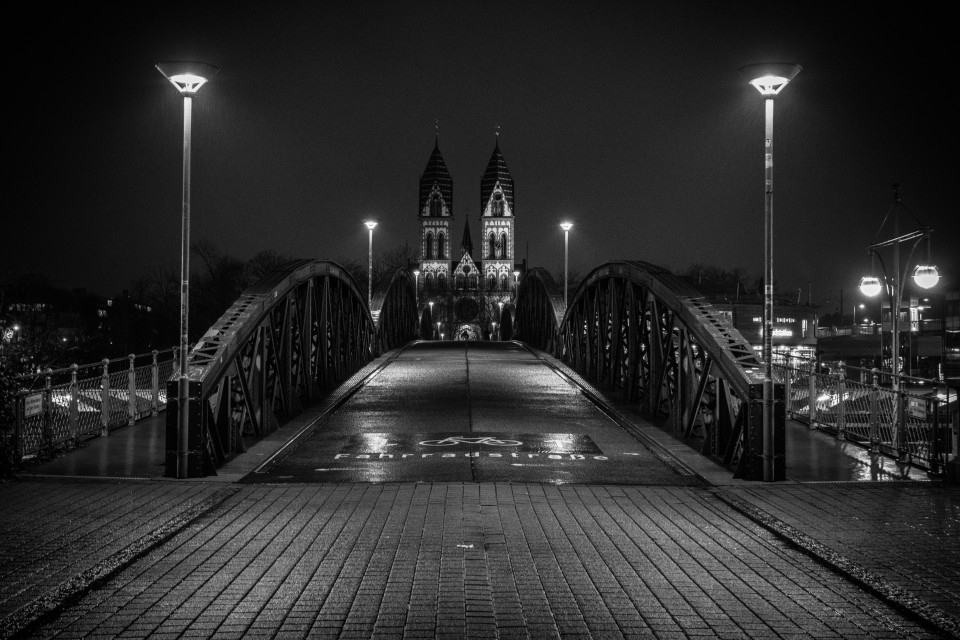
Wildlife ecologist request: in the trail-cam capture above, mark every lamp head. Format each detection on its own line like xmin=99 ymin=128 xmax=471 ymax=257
xmin=365 ymin=221 xmax=378 ymax=230
xmin=859 ymin=276 xmax=883 ymax=297
xmin=739 ymin=62 xmax=802 ymax=96
xmin=156 ymin=61 xmax=219 ymax=95
xmin=913 ymin=264 xmax=940 ymax=289
xmin=560 ymin=222 xmax=573 ymax=231
xmin=413 ymin=270 xmax=420 ymax=277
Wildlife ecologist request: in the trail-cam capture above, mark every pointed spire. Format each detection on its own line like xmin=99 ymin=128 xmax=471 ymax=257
xmin=419 ymin=135 xmax=453 ymax=217
xmin=460 ymin=219 xmax=473 ymax=257
xmin=480 ymin=136 xmax=514 ymax=214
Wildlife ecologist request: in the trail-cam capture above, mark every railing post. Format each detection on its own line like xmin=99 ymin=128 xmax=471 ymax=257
xmin=807 ymin=360 xmax=817 ymax=427
xmin=43 ymin=369 xmax=53 ymax=454
xmin=836 ymin=364 xmax=846 ymax=439
xmin=783 ymin=356 xmax=792 ymax=419
xmin=896 ymin=386 xmax=908 ymax=462
xmin=100 ymin=358 xmax=110 ymax=436
xmin=869 ymin=368 xmax=880 ymax=454
xmin=151 ymin=350 xmax=159 ymax=416
xmin=69 ymin=363 xmax=80 ymax=443
xmin=127 ymin=354 xmax=137 ymax=426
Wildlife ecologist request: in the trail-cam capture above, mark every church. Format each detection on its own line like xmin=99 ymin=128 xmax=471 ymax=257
xmin=415 ymin=135 xmax=522 ymax=341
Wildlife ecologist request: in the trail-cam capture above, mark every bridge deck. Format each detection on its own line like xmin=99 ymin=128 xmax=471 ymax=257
xmin=5 ymin=342 xmax=957 ymax=639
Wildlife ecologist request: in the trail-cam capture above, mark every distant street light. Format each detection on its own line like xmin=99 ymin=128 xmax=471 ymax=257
xmin=413 ymin=270 xmax=420 ymax=306
xmin=513 ymin=270 xmax=520 ymax=289
xmin=365 ymin=221 xmax=378 ymax=310
xmin=740 ymin=61 xmax=801 ymax=483
xmin=560 ymin=222 xmax=573 ymax=310
xmin=437 ymin=321 xmax=441 ymax=340
xmin=854 ymin=303 xmax=866 ymax=325
xmin=156 ymin=60 xmax=219 ymax=480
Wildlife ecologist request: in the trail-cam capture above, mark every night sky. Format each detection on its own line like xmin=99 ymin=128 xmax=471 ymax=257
xmin=9 ymin=2 xmax=956 ymax=309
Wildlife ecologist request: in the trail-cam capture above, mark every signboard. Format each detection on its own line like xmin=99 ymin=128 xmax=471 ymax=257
xmin=906 ymin=397 xmax=927 ymax=420
xmin=24 ymin=393 xmax=43 ymax=418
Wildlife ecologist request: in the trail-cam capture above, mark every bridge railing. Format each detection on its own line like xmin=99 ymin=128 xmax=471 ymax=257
xmin=775 ymin=357 xmax=957 ymax=475
xmin=8 ymin=348 xmax=175 ymax=459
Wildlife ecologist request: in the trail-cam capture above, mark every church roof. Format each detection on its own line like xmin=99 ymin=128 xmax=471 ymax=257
xmin=419 ymin=138 xmax=453 ymax=215
xmin=460 ymin=219 xmax=473 ymax=257
xmin=480 ymin=139 xmax=514 ymax=213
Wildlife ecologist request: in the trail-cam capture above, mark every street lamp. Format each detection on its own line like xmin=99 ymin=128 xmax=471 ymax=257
xmin=365 ymin=221 xmax=377 ymax=310
xmin=740 ymin=61 xmax=801 ymax=483
xmin=413 ymin=270 xmax=420 ymax=305
xmin=858 ymin=184 xmax=939 ymax=450
xmin=157 ymin=60 xmax=219 ymax=480
xmin=560 ymin=222 xmax=573 ymax=310
xmin=854 ymin=303 xmax=865 ymax=325
xmin=513 ymin=270 xmax=520 ymax=289
xmin=492 ymin=321 xmax=498 ymax=341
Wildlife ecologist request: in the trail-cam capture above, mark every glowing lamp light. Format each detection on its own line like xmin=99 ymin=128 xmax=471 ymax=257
xmin=913 ymin=264 xmax=940 ymax=289
xmin=739 ymin=62 xmax=802 ymax=96
xmin=365 ymin=220 xmax=378 ymax=230
xmin=859 ymin=276 xmax=883 ymax=297
xmin=156 ymin=62 xmax=219 ymax=95
xmin=560 ymin=222 xmax=573 ymax=231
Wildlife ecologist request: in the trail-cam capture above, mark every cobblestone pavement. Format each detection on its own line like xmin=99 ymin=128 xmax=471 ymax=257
xmin=1 ymin=479 xmax=956 ymax=639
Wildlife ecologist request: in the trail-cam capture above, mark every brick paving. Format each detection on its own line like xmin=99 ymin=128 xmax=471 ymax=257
xmin=0 ymin=480 xmax=956 ymax=639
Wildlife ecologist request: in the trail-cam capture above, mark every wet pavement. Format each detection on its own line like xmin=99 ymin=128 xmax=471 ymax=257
xmin=2 ymin=341 xmax=957 ymax=639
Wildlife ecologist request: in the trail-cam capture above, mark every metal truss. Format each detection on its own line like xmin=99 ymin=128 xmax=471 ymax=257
xmin=177 ymin=259 xmax=379 ymax=471
xmin=513 ymin=268 xmax=565 ymax=353
xmin=375 ymin=268 xmax=419 ymax=352
xmin=519 ymin=260 xmax=771 ymax=475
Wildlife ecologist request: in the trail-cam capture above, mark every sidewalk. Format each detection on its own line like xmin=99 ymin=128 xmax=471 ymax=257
xmin=1 ymin=348 xmax=957 ymax=639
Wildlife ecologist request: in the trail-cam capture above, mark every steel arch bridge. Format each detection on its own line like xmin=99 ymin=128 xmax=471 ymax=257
xmin=167 ymin=259 xmax=417 ymax=476
xmin=515 ymin=260 xmax=779 ymax=480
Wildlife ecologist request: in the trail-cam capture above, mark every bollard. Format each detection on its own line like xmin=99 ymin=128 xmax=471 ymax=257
xmin=127 ymin=354 xmax=137 ymax=426
xmin=100 ymin=358 xmax=110 ymax=436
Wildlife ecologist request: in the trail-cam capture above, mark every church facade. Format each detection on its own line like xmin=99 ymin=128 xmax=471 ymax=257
xmin=416 ymin=137 xmax=522 ymax=341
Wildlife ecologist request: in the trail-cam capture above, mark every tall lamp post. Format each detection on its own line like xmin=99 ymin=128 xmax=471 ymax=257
xmin=157 ymin=61 xmax=218 ymax=480
xmin=740 ymin=62 xmax=801 ymax=482
xmin=365 ymin=221 xmax=377 ymax=310
xmin=560 ymin=222 xmax=573 ymax=310
xmin=859 ymin=184 xmax=938 ymax=453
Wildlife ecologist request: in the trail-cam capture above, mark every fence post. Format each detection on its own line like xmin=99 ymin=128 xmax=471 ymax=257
xmin=808 ymin=360 xmax=817 ymax=427
xmin=784 ymin=355 xmax=792 ymax=420
xmin=70 ymin=363 xmax=80 ymax=443
xmin=100 ymin=358 xmax=110 ymax=436
xmin=896 ymin=386 xmax=908 ymax=462
xmin=43 ymin=369 xmax=53 ymax=454
xmin=151 ymin=350 xmax=159 ymax=416
xmin=127 ymin=354 xmax=137 ymax=426
xmin=837 ymin=364 xmax=846 ymax=439
xmin=869 ymin=368 xmax=880 ymax=454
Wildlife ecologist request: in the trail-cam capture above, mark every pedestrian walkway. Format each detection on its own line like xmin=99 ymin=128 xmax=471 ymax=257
xmin=1 ymin=344 xmax=957 ymax=639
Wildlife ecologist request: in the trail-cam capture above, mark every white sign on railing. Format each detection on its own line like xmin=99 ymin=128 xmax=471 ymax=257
xmin=24 ymin=393 xmax=43 ymax=417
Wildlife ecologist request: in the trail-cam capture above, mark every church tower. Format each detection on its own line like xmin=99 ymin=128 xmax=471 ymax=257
xmin=418 ymin=137 xmax=453 ymax=292
xmin=479 ymin=136 xmax=515 ymax=291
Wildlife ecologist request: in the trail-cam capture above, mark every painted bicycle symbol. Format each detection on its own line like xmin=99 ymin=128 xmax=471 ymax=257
xmin=418 ymin=436 xmax=523 ymax=447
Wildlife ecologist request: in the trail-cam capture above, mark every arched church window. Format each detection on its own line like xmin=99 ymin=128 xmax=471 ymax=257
xmin=456 ymin=273 xmax=465 ymax=289
xmin=468 ymin=273 xmax=478 ymax=289
xmin=499 ymin=232 xmax=507 ymax=258
xmin=437 ymin=272 xmax=446 ymax=291
xmin=430 ymin=193 xmax=442 ymax=217
xmin=499 ymin=273 xmax=507 ymax=290
xmin=487 ymin=274 xmax=496 ymax=290
xmin=437 ymin=232 xmax=445 ymax=259
xmin=488 ymin=232 xmax=495 ymax=259
xmin=425 ymin=232 xmax=434 ymax=259
xmin=425 ymin=272 xmax=434 ymax=290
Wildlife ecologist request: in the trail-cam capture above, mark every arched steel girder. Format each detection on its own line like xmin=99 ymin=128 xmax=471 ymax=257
xmin=554 ymin=261 xmax=768 ymax=473
xmin=178 ymin=259 xmax=378 ymax=472
xmin=514 ymin=267 xmax=565 ymax=352
xmin=376 ymin=268 xmax=419 ymax=352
